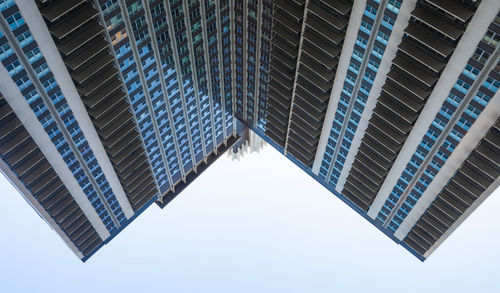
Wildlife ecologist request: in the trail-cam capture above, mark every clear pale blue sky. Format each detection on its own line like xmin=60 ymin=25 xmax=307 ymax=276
xmin=1 ymin=145 xmax=499 ymax=292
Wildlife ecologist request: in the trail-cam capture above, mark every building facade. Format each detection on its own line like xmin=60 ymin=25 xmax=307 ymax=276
xmin=0 ymin=0 xmax=498 ymax=261
xmin=0 ymin=0 xmax=245 ymax=261
xmin=234 ymin=0 xmax=500 ymax=260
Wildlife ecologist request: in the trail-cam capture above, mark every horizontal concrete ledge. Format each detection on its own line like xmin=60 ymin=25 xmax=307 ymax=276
xmin=156 ymin=134 xmax=242 ymax=209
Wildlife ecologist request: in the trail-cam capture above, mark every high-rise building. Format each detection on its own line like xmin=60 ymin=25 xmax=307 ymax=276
xmin=0 ymin=0 xmax=498 ymax=261
xmin=0 ymin=0 xmax=245 ymax=261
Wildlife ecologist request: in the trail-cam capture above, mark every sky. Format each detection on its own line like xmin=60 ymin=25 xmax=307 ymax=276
xmin=0 ymin=145 xmax=499 ymax=293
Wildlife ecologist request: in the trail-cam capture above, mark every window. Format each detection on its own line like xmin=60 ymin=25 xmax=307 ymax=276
xmin=364 ymin=5 xmax=377 ymax=19
xmin=106 ymin=14 xmax=123 ymax=31
xmin=0 ymin=0 xmax=15 ymax=11
xmin=173 ymin=18 xmax=185 ymax=32
xmin=360 ymin=83 xmax=371 ymax=95
xmin=377 ymin=31 xmax=390 ymax=45
xmin=421 ymin=138 xmax=433 ymax=151
xmin=483 ymin=77 xmax=499 ymax=92
xmin=387 ymin=0 xmax=402 ymax=11
xmin=43 ymin=77 xmax=57 ymax=91
xmin=463 ymin=64 xmax=480 ymax=80
xmin=16 ymin=31 xmax=33 ymax=48
xmin=372 ymin=45 xmax=384 ymax=59
xmin=454 ymin=79 xmax=470 ymax=94
xmin=349 ymin=62 xmax=360 ymax=74
xmin=26 ymin=47 xmax=42 ymax=63
xmin=472 ymin=48 xmax=489 ymax=64
xmin=368 ymin=58 xmax=379 ymax=70
xmin=382 ymin=15 xmax=395 ymax=29
xmin=439 ymin=105 xmax=454 ymax=119
xmin=15 ymin=75 xmax=31 ymax=90
xmin=356 ymin=36 xmax=368 ymax=48
xmin=34 ymin=62 xmax=50 ymax=78
xmin=353 ymin=49 xmax=364 ymax=61
xmin=171 ymin=5 xmax=183 ymax=18
xmin=483 ymin=29 xmax=499 ymax=46
xmin=346 ymin=74 xmax=356 ymax=85
xmin=364 ymin=72 xmax=375 ymax=83
xmin=131 ymin=15 xmax=146 ymax=31
xmin=446 ymin=92 xmax=461 ymax=107
xmin=6 ymin=11 xmax=24 ymax=30
xmin=110 ymin=28 xmax=127 ymax=45
xmin=101 ymin=0 xmax=119 ymax=15
xmin=474 ymin=91 xmax=491 ymax=106
xmin=442 ymin=139 xmax=456 ymax=152
xmin=360 ymin=21 xmax=372 ymax=34
xmin=429 ymin=159 xmax=442 ymax=170
xmin=433 ymin=116 xmax=446 ymax=130
xmin=457 ymin=116 xmax=472 ymax=131
xmin=6 ymin=59 xmax=23 ymax=75
xmin=151 ymin=3 xmax=165 ymax=18
xmin=0 ymin=42 xmax=12 ymax=61
xmin=409 ymin=157 xmax=421 ymax=169
xmin=127 ymin=1 xmax=143 ymax=16
xmin=450 ymin=128 xmax=464 ymax=141
xmin=342 ymin=85 xmax=353 ymax=95
xmin=465 ymin=104 xmax=481 ymax=119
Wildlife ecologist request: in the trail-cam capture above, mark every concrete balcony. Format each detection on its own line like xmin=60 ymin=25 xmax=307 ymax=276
xmin=404 ymin=23 xmax=454 ymax=58
xmin=274 ymin=0 xmax=305 ymax=22
xmin=392 ymin=55 xmax=438 ymax=89
xmin=307 ymin=1 xmax=349 ymax=31
xmin=57 ymin=21 xmax=103 ymax=56
xmin=322 ymin=0 xmax=352 ymax=15
xmin=39 ymin=0 xmax=86 ymax=22
xmin=382 ymin=83 xmax=423 ymax=114
xmin=427 ymin=0 xmax=475 ymax=23
xmin=301 ymin=39 xmax=339 ymax=70
xmin=0 ymin=96 xmax=101 ymax=256
xmin=297 ymin=65 xmax=333 ymax=93
xmin=377 ymin=94 xmax=418 ymax=125
xmin=72 ymin=51 xmax=114 ymax=84
xmin=76 ymin=64 xmax=118 ymax=96
xmin=63 ymin=37 xmax=108 ymax=71
xmin=299 ymin=53 xmax=335 ymax=82
xmin=49 ymin=4 xmax=99 ymax=39
xmin=305 ymin=14 xmax=344 ymax=46
xmin=398 ymin=40 xmax=446 ymax=74
xmin=412 ymin=6 xmax=463 ymax=41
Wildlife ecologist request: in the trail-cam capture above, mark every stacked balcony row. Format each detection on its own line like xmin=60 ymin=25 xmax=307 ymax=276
xmin=404 ymin=119 xmax=499 ymax=257
xmin=157 ymin=133 xmax=240 ymax=208
xmin=0 ymin=95 xmax=102 ymax=257
xmin=264 ymin=0 xmax=305 ymax=147
xmin=342 ymin=0 xmax=477 ymax=211
xmin=286 ymin=0 xmax=352 ymax=167
xmin=38 ymin=0 xmax=157 ymax=211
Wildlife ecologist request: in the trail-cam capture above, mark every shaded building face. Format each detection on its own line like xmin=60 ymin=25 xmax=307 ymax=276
xmin=0 ymin=0 xmax=498 ymax=261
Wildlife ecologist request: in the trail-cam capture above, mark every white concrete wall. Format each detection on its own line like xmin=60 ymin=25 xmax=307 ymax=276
xmin=423 ymin=176 xmax=500 ymax=258
xmin=0 ymin=160 xmax=84 ymax=259
xmin=395 ymin=88 xmax=500 ymax=240
xmin=335 ymin=0 xmax=417 ymax=192
xmin=367 ymin=0 xmax=499 ymax=219
xmin=311 ymin=0 xmax=367 ymax=175
xmin=0 ymin=62 xmax=110 ymax=240
xmin=17 ymin=0 xmax=134 ymax=219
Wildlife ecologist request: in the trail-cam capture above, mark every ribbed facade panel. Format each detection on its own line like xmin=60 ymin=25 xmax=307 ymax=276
xmin=0 ymin=0 xmax=498 ymax=262
xmin=403 ymin=118 xmax=499 ymax=257
xmin=0 ymin=94 xmax=103 ymax=257
xmin=342 ymin=0 xmax=479 ymax=211
xmin=38 ymin=0 xmax=158 ymax=211
xmin=377 ymin=14 xmax=500 ymax=232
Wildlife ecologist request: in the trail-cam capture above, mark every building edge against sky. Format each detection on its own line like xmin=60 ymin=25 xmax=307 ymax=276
xmin=0 ymin=0 xmax=499 ymax=261
xmin=0 ymin=0 xmax=246 ymax=261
